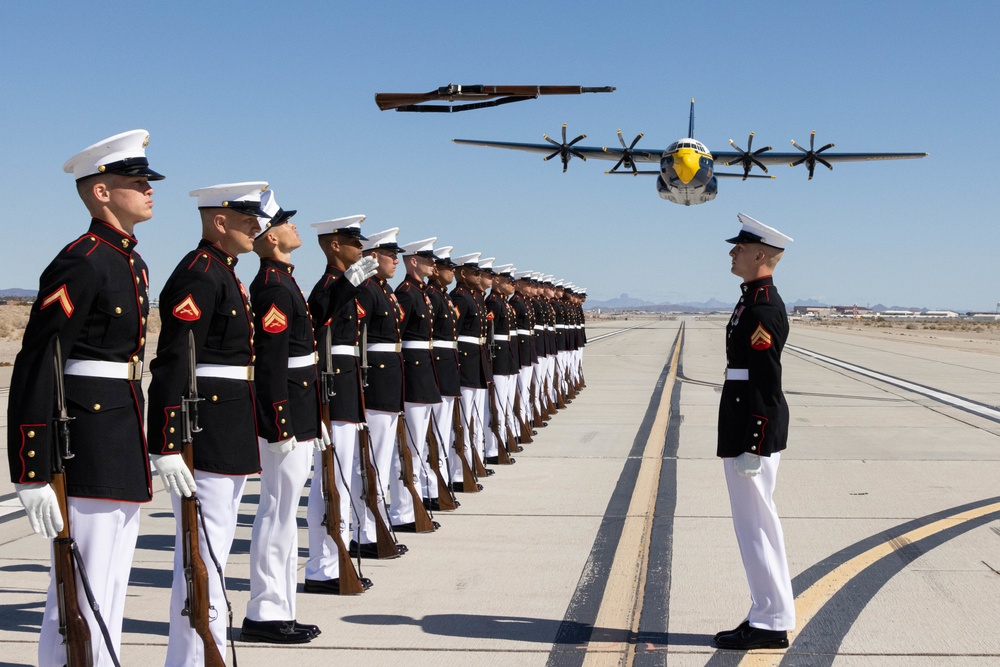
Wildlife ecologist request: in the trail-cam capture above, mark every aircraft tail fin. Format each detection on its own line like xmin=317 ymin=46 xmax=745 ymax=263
xmin=688 ymin=98 xmax=695 ymax=138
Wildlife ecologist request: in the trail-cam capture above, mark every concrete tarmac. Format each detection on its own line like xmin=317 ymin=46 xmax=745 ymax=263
xmin=1 ymin=316 xmax=999 ymax=666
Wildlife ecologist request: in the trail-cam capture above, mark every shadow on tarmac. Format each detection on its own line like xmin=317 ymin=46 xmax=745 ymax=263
xmin=342 ymin=613 xmax=713 ymax=647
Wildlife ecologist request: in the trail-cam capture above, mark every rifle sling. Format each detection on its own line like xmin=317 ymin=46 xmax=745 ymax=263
xmin=195 ymin=499 xmax=238 ymax=667
xmin=68 ymin=540 xmax=121 ymax=667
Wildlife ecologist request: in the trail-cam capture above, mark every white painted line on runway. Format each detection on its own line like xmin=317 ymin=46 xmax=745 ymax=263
xmin=786 ymin=344 xmax=1000 ymax=423
xmin=588 ymin=324 xmax=646 ymax=343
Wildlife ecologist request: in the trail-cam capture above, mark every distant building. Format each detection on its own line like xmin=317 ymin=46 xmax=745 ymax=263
xmin=792 ymin=305 xmax=873 ymax=318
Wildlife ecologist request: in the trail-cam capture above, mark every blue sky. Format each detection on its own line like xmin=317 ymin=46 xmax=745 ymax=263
xmin=1 ymin=1 xmax=997 ymax=310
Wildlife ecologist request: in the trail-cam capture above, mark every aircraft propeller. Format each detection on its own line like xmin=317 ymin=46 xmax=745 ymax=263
xmin=727 ymin=133 xmax=772 ymax=180
xmin=790 ymin=131 xmax=835 ymax=180
xmin=543 ymin=123 xmax=587 ymax=172
xmin=606 ymin=130 xmax=645 ymax=175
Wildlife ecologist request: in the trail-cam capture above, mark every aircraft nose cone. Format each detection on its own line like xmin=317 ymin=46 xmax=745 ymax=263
xmin=673 ymin=148 xmax=701 ymax=184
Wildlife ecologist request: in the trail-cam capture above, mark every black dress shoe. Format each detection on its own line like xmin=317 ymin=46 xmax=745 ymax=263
xmin=423 ymin=497 xmax=460 ymax=511
xmin=714 ymin=624 xmax=788 ymax=650
xmin=452 ymin=481 xmax=483 ymax=492
xmin=295 ymin=621 xmax=321 ymax=637
xmin=483 ymin=467 xmax=496 ymax=476
xmin=392 ymin=521 xmax=441 ymax=533
xmin=484 ymin=456 xmax=499 ymax=464
xmin=531 ymin=430 xmax=538 ymax=435
xmin=240 ymin=618 xmax=313 ymax=644
xmin=303 ymin=576 xmax=374 ymax=594
xmin=349 ymin=540 xmax=407 ymax=558
xmin=714 ymin=620 xmax=749 ymax=641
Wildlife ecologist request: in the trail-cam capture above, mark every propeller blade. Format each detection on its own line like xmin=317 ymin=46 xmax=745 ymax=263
xmin=629 ymin=133 xmax=643 ymax=150
xmin=617 ymin=130 xmax=627 ymax=149
xmin=747 ymin=132 xmax=755 ymax=152
xmin=816 ymin=143 xmax=835 ymax=154
xmin=543 ymin=149 xmax=561 ymax=161
xmin=817 ymin=157 xmax=833 ymax=171
xmin=751 ymin=158 xmax=768 ymax=173
xmin=568 ymin=134 xmax=587 ymax=146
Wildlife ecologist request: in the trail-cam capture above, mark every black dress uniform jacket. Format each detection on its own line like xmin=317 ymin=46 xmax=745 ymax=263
xmin=509 ymin=292 xmax=536 ymax=368
xmin=147 ymin=241 xmax=260 ymax=475
xmin=249 ymin=259 xmax=320 ymax=443
xmin=717 ymin=276 xmax=789 ymax=458
xmin=530 ymin=296 xmax=547 ymax=360
xmin=486 ymin=290 xmax=518 ymax=376
xmin=451 ymin=284 xmax=490 ymax=389
xmin=396 ymin=275 xmax=442 ymax=404
xmin=8 ymin=220 xmax=152 ymax=501
xmin=356 ymin=276 xmax=403 ymax=413
xmin=427 ymin=281 xmax=461 ymax=398
xmin=307 ymin=265 xmax=362 ymax=423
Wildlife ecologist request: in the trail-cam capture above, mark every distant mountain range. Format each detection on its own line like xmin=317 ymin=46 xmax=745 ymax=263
xmin=0 ymin=288 xmax=36 ymax=298
xmin=583 ymin=294 xmax=962 ymax=314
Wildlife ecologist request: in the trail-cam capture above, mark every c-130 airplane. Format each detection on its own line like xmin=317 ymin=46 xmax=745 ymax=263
xmin=454 ymin=100 xmax=927 ymax=206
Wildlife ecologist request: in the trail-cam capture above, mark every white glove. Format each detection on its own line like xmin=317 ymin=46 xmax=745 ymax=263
xmin=345 ymin=256 xmax=379 ymax=287
xmin=260 ymin=435 xmax=297 ymax=454
xmin=316 ymin=421 xmax=331 ymax=451
xmin=151 ymin=454 xmax=197 ymax=497
xmin=15 ymin=483 xmax=63 ymax=539
xmin=734 ymin=452 xmax=762 ymax=478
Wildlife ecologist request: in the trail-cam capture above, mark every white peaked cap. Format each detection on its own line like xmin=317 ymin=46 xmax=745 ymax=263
xmin=256 ymin=189 xmax=296 ymax=237
xmin=189 ymin=182 xmax=270 ymax=217
xmin=311 ymin=215 xmax=367 ymax=239
xmin=554 ymin=279 xmax=565 ymax=287
xmin=452 ymin=252 xmax=481 ymax=267
xmin=63 ymin=129 xmax=165 ymax=181
xmin=362 ymin=227 xmax=401 ymax=251
xmin=401 ymin=237 xmax=437 ymax=255
xmin=478 ymin=257 xmax=496 ymax=271
xmin=727 ymin=212 xmax=793 ymax=249
xmin=531 ymin=272 xmax=545 ymax=281
xmin=493 ymin=263 xmax=514 ymax=275
xmin=512 ymin=270 xmax=534 ymax=280
xmin=432 ymin=245 xmax=453 ymax=260
xmin=542 ymin=274 xmax=554 ymax=284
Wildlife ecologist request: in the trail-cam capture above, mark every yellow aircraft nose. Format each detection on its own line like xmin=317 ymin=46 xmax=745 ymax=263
xmin=672 ymin=148 xmax=702 ymax=184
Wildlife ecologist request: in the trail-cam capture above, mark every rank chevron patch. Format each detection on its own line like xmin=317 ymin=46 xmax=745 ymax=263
xmin=356 ymin=301 xmax=366 ymax=319
xmin=40 ymin=285 xmax=74 ymax=317
xmin=750 ymin=322 xmax=773 ymax=350
xmin=262 ymin=304 xmax=288 ymax=333
xmin=173 ymin=294 xmax=201 ymax=321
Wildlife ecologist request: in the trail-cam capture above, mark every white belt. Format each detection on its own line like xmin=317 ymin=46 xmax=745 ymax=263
xmin=401 ymin=340 xmax=433 ymax=350
xmin=433 ymin=340 xmax=458 ymax=349
xmin=196 ymin=364 xmax=255 ymax=381
xmin=726 ymin=368 xmax=749 ymax=381
xmin=533 ymin=325 xmax=544 ymax=331
xmin=546 ymin=326 xmax=556 ymax=332
xmin=367 ymin=343 xmax=401 ymax=353
xmin=288 ymin=353 xmax=317 ymax=369
xmin=64 ymin=358 xmax=143 ymax=381
xmin=517 ymin=329 xmax=532 ymax=336
xmin=457 ymin=335 xmax=485 ymax=345
xmin=330 ymin=345 xmax=359 ymax=357
xmin=555 ymin=324 xmax=567 ymax=329
xmin=494 ymin=334 xmax=510 ymax=342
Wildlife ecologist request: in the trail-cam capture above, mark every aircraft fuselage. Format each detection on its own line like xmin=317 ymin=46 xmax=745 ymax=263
xmin=656 ymin=140 xmax=717 ymax=206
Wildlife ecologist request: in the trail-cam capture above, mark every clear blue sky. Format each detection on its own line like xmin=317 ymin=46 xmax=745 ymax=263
xmin=1 ymin=1 xmax=996 ymax=310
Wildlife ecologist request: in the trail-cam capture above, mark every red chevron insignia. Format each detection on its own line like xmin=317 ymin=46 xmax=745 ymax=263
xmin=40 ymin=285 xmax=74 ymax=317
xmin=356 ymin=301 xmax=366 ymax=319
xmin=750 ymin=323 xmax=773 ymax=350
xmin=173 ymin=294 xmax=201 ymax=321
xmin=262 ymin=304 xmax=288 ymax=333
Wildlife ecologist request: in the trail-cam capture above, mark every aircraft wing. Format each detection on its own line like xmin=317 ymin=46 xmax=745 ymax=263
xmin=453 ymin=139 xmax=661 ymax=163
xmin=713 ymin=150 xmax=928 ymax=166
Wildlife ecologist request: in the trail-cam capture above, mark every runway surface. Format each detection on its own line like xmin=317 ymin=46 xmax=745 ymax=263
xmin=1 ymin=315 xmax=999 ymax=666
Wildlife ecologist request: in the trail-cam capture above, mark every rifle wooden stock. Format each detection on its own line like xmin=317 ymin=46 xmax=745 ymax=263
xmin=425 ymin=423 xmax=457 ymax=510
xmin=451 ymin=406 xmax=479 ymax=493
xmin=395 ymin=419 xmax=436 ymax=532
xmin=319 ymin=406 xmax=365 ymax=594
xmin=358 ymin=427 xmax=400 ymax=559
xmin=486 ymin=382 xmax=513 ymax=464
xmin=554 ymin=362 xmax=567 ymax=410
xmin=180 ymin=445 xmax=226 ymax=667
xmin=375 ymin=85 xmax=613 ymax=111
xmin=52 ymin=472 xmax=92 ymax=667
xmin=513 ymin=389 xmax=533 ymax=444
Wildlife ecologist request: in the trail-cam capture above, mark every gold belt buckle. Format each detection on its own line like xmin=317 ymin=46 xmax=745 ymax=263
xmin=128 ymin=359 xmax=143 ymax=381
xmin=246 ymin=366 xmax=255 ymax=382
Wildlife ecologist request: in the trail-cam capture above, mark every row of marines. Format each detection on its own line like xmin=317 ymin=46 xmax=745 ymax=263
xmin=6 ymin=130 xmax=587 ymax=665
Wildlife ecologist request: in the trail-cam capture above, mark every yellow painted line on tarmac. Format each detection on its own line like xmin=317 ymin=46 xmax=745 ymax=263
xmin=738 ymin=500 xmax=1000 ymax=667
xmin=582 ymin=325 xmax=683 ymax=667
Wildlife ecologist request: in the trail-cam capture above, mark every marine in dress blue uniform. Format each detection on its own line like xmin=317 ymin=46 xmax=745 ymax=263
xmin=714 ymin=213 xmax=796 ymax=651
xmin=241 ymin=190 xmax=319 ymax=644
xmin=509 ymin=270 xmax=539 ymax=437
xmin=485 ymin=264 xmax=520 ymax=462
xmin=147 ymin=181 xmax=268 ymax=665
xmin=9 ymin=130 xmax=162 ymax=667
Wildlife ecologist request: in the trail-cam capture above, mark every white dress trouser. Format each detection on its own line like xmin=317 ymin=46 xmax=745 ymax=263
xmin=306 ymin=421 xmax=361 ymax=580
xmin=459 ymin=387 xmax=486 ymax=461
xmin=165 ymin=471 xmax=247 ymax=667
xmin=517 ymin=365 xmax=534 ymax=425
xmin=485 ymin=375 xmax=515 ymax=456
xmin=246 ymin=439 xmax=313 ymax=622
xmin=505 ymin=371 xmax=519 ymax=436
xmin=436 ymin=396 xmax=469 ymax=484
xmin=531 ymin=361 xmax=544 ymax=417
xmin=354 ymin=410 xmax=397 ymax=543
xmin=39 ymin=498 xmax=140 ymax=667
xmin=544 ymin=355 xmax=557 ymax=404
xmin=724 ymin=453 xmax=796 ymax=631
